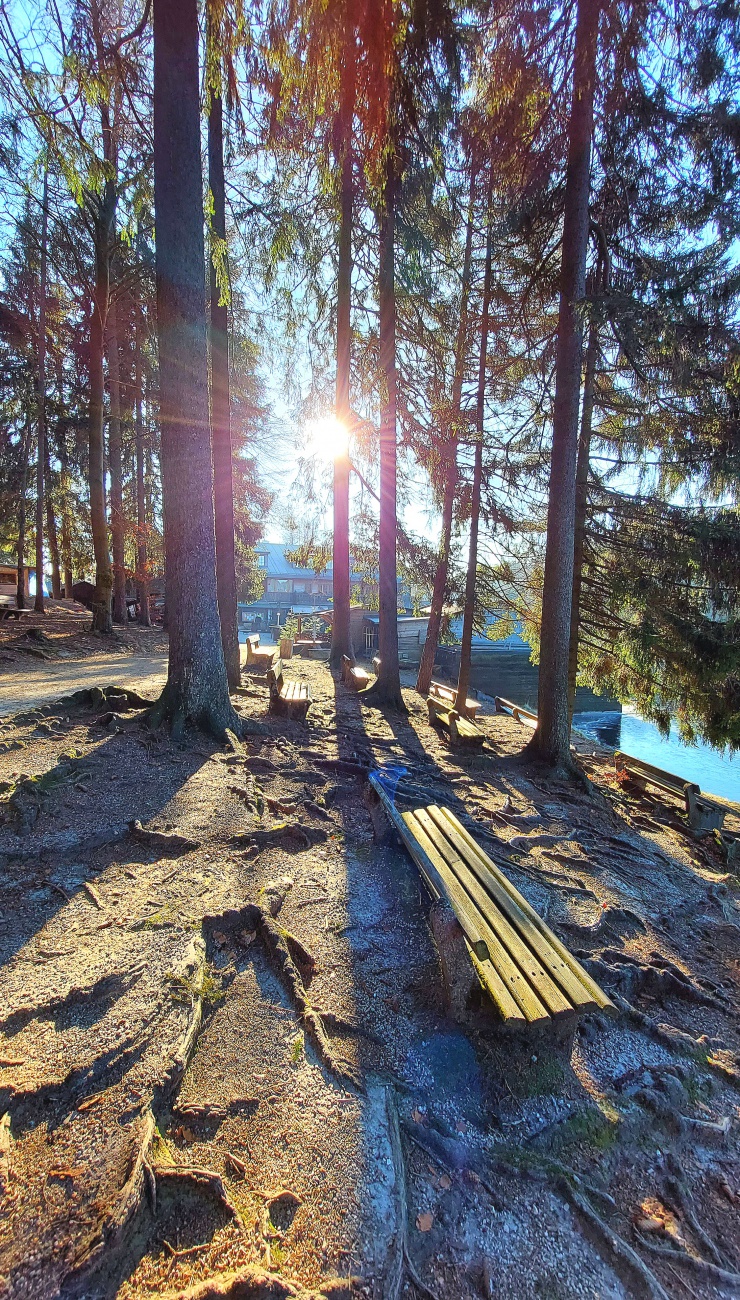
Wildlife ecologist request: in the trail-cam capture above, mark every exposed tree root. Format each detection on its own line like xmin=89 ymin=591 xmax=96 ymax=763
xmin=232 ymin=825 xmax=329 ymax=853
xmin=663 ymin=1153 xmax=730 ymax=1270
xmin=635 ymin=1234 xmax=740 ymax=1292
xmin=558 ymin=1179 xmax=671 ymax=1300
xmin=584 ymin=953 xmax=727 ymax=1011
xmin=203 ymin=906 xmax=361 ymax=1090
xmin=385 ymin=1089 xmax=439 ymax=1300
xmin=158 ymin=1264 xmax=325 ymax=1298
xmin=152 ymin=1164 xmax=242 ymax=1225
xmin=129 ymin=819 xmax=201 ymax=854
xmin=559 ymin=906 xmax=646 ymax=944
xmin=71 ymin=1108 xmax=157 ymax=1280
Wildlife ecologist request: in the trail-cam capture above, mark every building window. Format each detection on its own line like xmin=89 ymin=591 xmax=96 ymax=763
xmin=256 ymin=553 xmax=268 ymax=568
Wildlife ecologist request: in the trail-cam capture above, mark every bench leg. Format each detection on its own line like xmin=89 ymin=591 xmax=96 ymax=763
xmin=429 ymin=902 xmax=479 ymax=1021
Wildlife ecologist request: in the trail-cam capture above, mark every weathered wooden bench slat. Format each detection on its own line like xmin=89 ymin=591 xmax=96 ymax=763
xmin=426 ymin=807 xmax=596 ymax=1016
xmin=615 ymin=751 xmax=725 ymax=831
xmin=416 ymin=808 xmax=573 ymax=1019
xmin=368 ymin=773 xmax=616 ymax=1028
xmin=401 ymin=812 xmax=492 ymax=963
xmin=401 ymin=810 xmax=530 ymax=1022
xmin=435 ymin=808 xmax=616 ymax=1016
xmin=427 ymin=698 xmax=485 ymax=747
xmin=267 ymin=657 xmax=311 ymax=718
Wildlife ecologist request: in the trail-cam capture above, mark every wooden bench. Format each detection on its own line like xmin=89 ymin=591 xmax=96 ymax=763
xmin=369 ymin=774 xmax=616 ymax=1030
xmin=615 ymin=751 xmax=725 ymax=832
xmin=427 ymin=696 xmax=484 ymax=747
xmin=342 ymin=654 xmax=372 ymax=691
xmin=429 ymin=680 xmax=481 ymax=719
xmin=245 ymin=634 xmax=277 ymax=670
xmin=267 ymin=657 xmax=311 ymax=719
xmin=0 ymin=606 xmax=31 ymax=622
xmin=495 ymin=696 xmax=538 ymax=729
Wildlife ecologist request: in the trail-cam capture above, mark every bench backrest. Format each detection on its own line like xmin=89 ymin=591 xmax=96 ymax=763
xmin=246 ymin=634 xmax=260 ymax=649
xmin=615 ymin=751 xmax=699 ymax=798
xmin=267 ymin=657 xmax=284 ymax=695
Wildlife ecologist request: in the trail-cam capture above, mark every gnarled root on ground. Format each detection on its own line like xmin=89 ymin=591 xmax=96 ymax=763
xmin=558 ymin=1179 xmax=671 ymax=1300
xmin=204 ymin=905 xmax=361 ymax=1091
xmin=385 ymin=1088 xmax=439 ymax=1300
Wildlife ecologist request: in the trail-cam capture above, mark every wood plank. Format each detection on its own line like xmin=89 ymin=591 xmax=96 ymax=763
xmin=429 ymin=806 xmax=598 ymax=1013
xmin=402 ymin=812 xmax=492 ymax=965
xmin=467 ymin=944 xmax=528 ymax=1026
xmin=366 ymin=779 xmax=490 ymax=965
xmin=415 ymin=809 xmax=570 ymax=1019
xmin=434 ymin=808 xmax=616 ymax=1017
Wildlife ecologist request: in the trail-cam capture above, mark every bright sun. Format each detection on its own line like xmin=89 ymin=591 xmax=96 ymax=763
xmin=304 ymin=415 xmax=349 ymax=461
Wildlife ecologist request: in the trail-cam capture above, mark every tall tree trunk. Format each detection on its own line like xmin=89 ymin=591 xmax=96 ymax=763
xmin=152 ymin=0 xmax=236 ymax=738
xmin=107 ymin=296 xmax=127 ymax=623
xmin=455 ymin=172 xmax=494 ymax=714
xmin=531 ymin=0 xmax=600 ymax=769
xmin=330 ymin=2 xmax=356 ymax=672
xmin=208 ymin=61 xmax=240 ymax=691
xmin=34 ymin=167 xmax=49 ymax=613
xmin=567 ymin=315 xmax=598 ymax=719
xmin=416 ymin=165 xmax=476 ymax=696
xmin=89 ymin=187 xmax=115 ymax=633
xmin=363 ymin=153 xmax=404 ymax=708
xmin=16 ymin=418 xmax=30 ymax=609
xmin=134 ymin=296 xmax=151 ymax=626
xmin=59 ymin=433 xmax=74 ymax=597
xmin=44 ymin=436 xmax=61 ymax=598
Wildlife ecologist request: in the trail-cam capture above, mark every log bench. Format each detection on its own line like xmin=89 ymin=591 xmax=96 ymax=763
xmin=244 ymin=634 xmax=277 ymax=670
xmin=427 ymin=696 xmax=484 ymax=747
xmin=267 ymin=657 xmax=311 ymax=719
xmin=429 ymin=680 xmax=481 ymax=719
xmin=615 ymin=751 xmax=725 ymax=832
xmin=342 ymin=654 xmax=372 ymax=691
xmin=368 ymin=773 xmax=616 ymax=1032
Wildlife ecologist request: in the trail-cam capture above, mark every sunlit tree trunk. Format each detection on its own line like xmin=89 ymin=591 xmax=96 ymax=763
xmin=59 ymin=432 xmax=74 ymax=597
xmin=89 ymin=185 xmax=115 ymax=633
xmin=330 ymin=3 xmax=356 ymax=672
xmin=16 ymin=417 xmax=30 ymax=609
xmin=107 ymin=296 xmax=127 ymax=623
xmin=567 ymin=316 xmax=598 ymax=719
xmin=151 ymin=0 xmax=236 ymax=737
xmin=208 ymin=59 xmax=240 ymax=690
xmin=364 ymin=152 xmax=403 ymax=708
xmin=134 ymin=296 xmax=151 ymax=626
xmin=34 ymin=167 xmax=48 ymax=614
xmin=455 ymin=171 xmax=494 ymax=714
xmin=531 ymin=0 xmax=600 ymax=769
xmin=416 ymin=164 xmax=475 ymax=696
xmin=44 ymin=436 xmax=61 ymax=598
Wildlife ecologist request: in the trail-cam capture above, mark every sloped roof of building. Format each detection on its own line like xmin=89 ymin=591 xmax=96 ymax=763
xmin=253 ymin=541 xmax=332 ymax=580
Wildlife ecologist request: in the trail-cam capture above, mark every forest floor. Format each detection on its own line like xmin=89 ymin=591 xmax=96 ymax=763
xmin=0 ymin=620 xmax=739 ymax=1300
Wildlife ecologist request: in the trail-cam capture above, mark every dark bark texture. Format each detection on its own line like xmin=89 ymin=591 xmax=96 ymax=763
xmin=134 ymin=299 xmax=151 ymax=626
xmin=208 ymin=76 xmax=240 ymax=692
xmin=567 ymin=315 xmax=598 ymax=718
xmin=107 ymin=297 xmax=127 ymax=623
xmin=416 ymin=166 xmax=475 ymax=697
xmin=16 ymin=419 xmax=29 ymax=609
xmin=532 ymin=0 xmax=600 ymax=768
xmin=455 ymin=172 xmax=493 ymax=714
xmin=34 ymin=169 xmax=48 ymax=614
xmin=363 ymin=154 xmax=404 ymax=709
xmin=330 ymin=5 xmax=356 ymax=672
xmin=89 ymin=188 xmax=116 ymax=633
xmin=152 ymin=0 xmax=236 ymax=738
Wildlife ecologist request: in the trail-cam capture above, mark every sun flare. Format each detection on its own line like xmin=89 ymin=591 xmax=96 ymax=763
xmin=304 ymin=414 xmax=349 ymax=461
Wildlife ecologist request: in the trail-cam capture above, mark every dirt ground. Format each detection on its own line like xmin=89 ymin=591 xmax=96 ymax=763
xmin=0 ymin=623 xmax=739 ymax=1300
